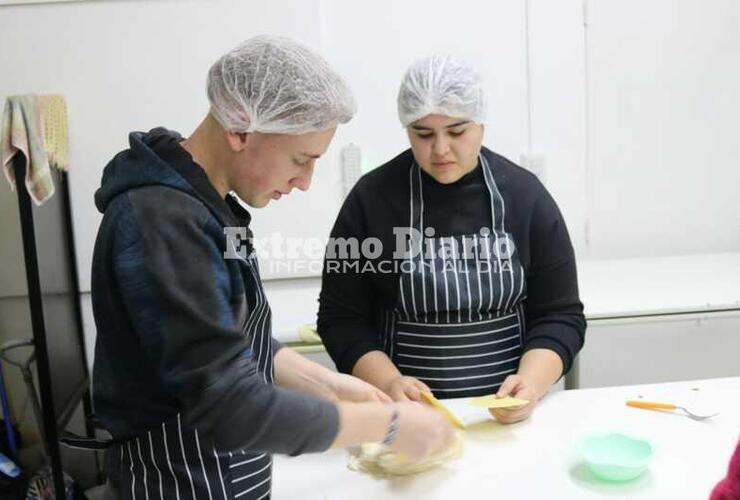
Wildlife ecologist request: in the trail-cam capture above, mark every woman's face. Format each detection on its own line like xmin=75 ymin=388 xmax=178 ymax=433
xmin=407 ymin=114 xmax=484 ymax=184
xmin=228 ymin=125 xmax=337 ymax=208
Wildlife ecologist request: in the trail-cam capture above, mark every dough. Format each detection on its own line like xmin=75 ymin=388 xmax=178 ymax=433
xmin=348 ymin=431 xmax=464 ymax=477
xmin=467 ymin=395 xmax=529 ymax=409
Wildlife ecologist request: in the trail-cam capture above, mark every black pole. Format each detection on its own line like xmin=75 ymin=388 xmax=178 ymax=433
xmin=13 ymin=155 xmax=67 ymax=499
xmin=58 ymin=165 xmax=100 ymax=477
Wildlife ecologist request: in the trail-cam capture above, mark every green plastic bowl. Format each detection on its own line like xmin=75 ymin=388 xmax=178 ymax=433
xmin=581 ymin=433 xmax=653 ymax=482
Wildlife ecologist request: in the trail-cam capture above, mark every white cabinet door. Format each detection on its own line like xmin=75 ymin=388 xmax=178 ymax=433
xmin=576 ymin=311 xmax=740 ymax=388
xmin=584 ymin=0 xmax=740 ymax=259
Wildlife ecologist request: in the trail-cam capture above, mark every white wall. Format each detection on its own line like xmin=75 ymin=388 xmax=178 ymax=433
xmin=1 ymin=0 xmax=739 ymax=354
xmin=528 ymin=0 xmax=588 ymax=257
xmin=584 ymin=0 xmax=740 ymax=258
xmin=0 ymin=0 xmax=326 ymax=290
xmin=0 ymin=0 xmax=329 ymax=436
xmin=251 ymin=0 xmax=533 ymax=279
xmin=321 ymin=0 xmax=529 ymax=170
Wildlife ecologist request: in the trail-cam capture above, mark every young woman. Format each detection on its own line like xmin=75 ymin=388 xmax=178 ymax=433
xmin=91 ymin=37 xmax=452 ymax=500
xmin=318 ymin=55 xmax=586 ymax=425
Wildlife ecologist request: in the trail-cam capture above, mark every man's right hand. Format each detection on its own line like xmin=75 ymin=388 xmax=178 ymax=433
xmin=388 ymin=402 xmax=454 ymax=461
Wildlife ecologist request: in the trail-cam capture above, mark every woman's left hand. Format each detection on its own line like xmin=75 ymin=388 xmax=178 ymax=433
xmin=488 ymin=374 xmax=548 ymax=424
xmin=327 ymin=372 xmax=392 ymax=403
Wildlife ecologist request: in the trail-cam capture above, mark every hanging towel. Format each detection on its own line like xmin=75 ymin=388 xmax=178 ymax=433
xmin=38 ymin=95 xmax=69 ymax=171
xmin=1 ymin=94 xmax=69 ymax=206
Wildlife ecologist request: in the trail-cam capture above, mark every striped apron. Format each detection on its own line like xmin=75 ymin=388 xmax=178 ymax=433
xmin=109 ymin=248 xmax=275 ymax=500
xmin=384 ymin=154 xmax=527 ymax=399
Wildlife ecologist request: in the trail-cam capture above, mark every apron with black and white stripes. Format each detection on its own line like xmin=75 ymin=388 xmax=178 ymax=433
xmin=111 ymin=249 xmax=275 ymax=500
xmin=384 ymin=154 xmax=527 ymax=399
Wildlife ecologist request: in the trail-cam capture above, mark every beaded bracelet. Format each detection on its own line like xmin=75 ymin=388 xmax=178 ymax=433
xmin=381 ymin=405 xmax=400 ymax=446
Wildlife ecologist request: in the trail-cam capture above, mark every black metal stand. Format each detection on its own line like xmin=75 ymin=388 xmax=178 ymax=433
xmin=0 ymin=340 xmax=45 ymax=448
xmin=10 ymin=154 xmax=97 ymax=498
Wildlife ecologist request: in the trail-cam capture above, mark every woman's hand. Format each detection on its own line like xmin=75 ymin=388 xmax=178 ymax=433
xmin=385 ymin=376 xmax=432 ymax=402
xmin=488 ymin=374 xmax=548 ymax=424
xmin=489 ymin=349 xmax=563 ymax=424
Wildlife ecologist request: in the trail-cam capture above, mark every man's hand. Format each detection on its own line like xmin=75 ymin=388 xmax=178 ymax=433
xmin=275 ymin=347 xmax=392 ymax=402
xmin=327 ymin=372 xmax=392 ymax=402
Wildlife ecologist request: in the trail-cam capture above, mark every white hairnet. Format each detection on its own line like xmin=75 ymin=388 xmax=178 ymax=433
xmin=207 ymin=35 xmax=356 ymax=134
xmin=397 ymin=55 xmax=486 ymax=127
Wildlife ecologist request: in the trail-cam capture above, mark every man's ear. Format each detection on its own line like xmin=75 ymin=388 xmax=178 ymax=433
xmin=225 ymin=130 xmax=249 ymax=152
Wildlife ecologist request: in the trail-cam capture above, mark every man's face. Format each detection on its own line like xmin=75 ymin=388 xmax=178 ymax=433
xmin=228 ymin=126 xmax=337 ymax=208
xmin=407 ymin=114 xmax=484 ymax=184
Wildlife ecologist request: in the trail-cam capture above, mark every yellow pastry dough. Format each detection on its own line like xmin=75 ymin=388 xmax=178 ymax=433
xmin=467 ymin=395 xmax=529 ymax=409
xmin=420 ymin=391 xmax=466 ymax=429
xmin=348 ymin=431 xmax=464 ymax=477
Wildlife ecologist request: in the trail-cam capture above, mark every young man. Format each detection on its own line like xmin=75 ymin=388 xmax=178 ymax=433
xmin=91 ymin=36 xmax=452 ymax=499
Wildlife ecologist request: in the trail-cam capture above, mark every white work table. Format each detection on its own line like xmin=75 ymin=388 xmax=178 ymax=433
xmin=577 ymin=252 xmax=740 ymax=319
xmin=272 ymin=377 xmax=739 ymax=499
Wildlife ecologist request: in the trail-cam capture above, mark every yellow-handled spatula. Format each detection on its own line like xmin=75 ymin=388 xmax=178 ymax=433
xmin=626 ymin=400 xmax=718 ymax=421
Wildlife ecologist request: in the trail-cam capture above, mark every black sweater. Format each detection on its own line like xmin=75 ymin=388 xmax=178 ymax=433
xmin=317 ymin=147 xmax=586 ymax=376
